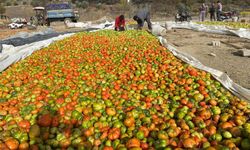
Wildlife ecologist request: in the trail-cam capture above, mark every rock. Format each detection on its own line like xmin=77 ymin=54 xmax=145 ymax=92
xmin=239 ymin=49 xmax=250 ymax=57
xmin=209 ymin=53 xmax=217 ymax=57
xmin=212 ymin=41 xmax=221 ymax=47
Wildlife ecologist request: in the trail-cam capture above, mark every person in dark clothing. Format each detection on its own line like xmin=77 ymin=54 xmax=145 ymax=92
xmin=133 ymin=10 xmax=152 ymax=30
xmin=209 ymin=2 xmax=216 ymax=21
xmin=115 ymin=15 xmax=125 ymax=31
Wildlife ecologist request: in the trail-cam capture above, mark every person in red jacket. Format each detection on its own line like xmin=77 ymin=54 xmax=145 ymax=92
xmin=115 ymin=15 xmax=125 ymax=31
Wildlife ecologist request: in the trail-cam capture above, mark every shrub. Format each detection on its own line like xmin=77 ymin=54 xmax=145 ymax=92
xmin=96 ymin=3 xmax=102 ymax=9
xmin=14 ymin=1 xmax=19 ymax=6
xmin=6 ymin=2 xmax=11 ymax=6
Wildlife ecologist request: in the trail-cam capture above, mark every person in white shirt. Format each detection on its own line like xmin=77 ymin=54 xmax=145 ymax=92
xmin=217 ymin=1 xmax=223 ymax=21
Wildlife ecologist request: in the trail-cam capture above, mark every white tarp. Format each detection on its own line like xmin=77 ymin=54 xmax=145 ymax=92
xmin=66 ymin=21 xmax=114 ymax=29
xmin=164 ymin=21 xmax=250 ymax=40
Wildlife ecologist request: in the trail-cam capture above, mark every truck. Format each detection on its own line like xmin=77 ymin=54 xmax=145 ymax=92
xmin=30 ymin=3 xmax=79 ymax=26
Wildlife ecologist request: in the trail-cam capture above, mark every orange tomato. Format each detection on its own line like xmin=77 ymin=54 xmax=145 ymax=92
xmin=18 ymin=120 xmax=31 ymax=129
xmin=5 ymin=138 xmax=19 ymax=150
xmin=182 ymin=138 xmax=196 ymax=148
xmin=126 ymin=138 xmax=141 ymax=148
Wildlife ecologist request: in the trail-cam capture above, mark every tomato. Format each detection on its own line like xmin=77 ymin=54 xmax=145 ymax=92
xmin=106 ymin=107 xmax=116 ymax=116
xmin=222 ymin=131 xmax=232 ymax=139
xmin=18 ymin=120 xmax=31 ymax=129
xmin=124 ymin=117 xmax=135 ymax=127
xmin=211 ymin=106 xmax=221 ymax=115
xmin=108 ymin=128 xmax=121 ymax=140
xmin=139 ymin=126 xmax=149 ymax=137
xmin=37 ymin=114 xmax=52 ymax=127
xmin=136 ymin=130 xmax=145 ymax=140
xmin=182 ymin=138 xmax=196 ymax=148
xmin=241 ymin=139 xmax=250 ymax=149
xmin=211 ymin=133 xmax=222 ymax=142
xmin=5 ymin=138 xmax=19 ymax=150
xmin=140 ymin=142 xmax=149 ymax=149
xmin=188 ymin=69 xmax=198 ymax=77
xmin=126 ymin=138 xmax=141 ymax=148
xmin=18 ymin=142 xmax=29 ymax=150
xmin=29 ymin=125 xmax=40 ymax=138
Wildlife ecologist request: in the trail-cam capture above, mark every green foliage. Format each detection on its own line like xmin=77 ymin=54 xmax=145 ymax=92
xmin=13 ymin=1 xmax=18 ymax=6
xmin=23 ymin=1 xmax=27 ymax=5
xmin=76 ymin=1 xmax=89 ymax=9
xmin=96 ymin=3 xmax=102 ymax=9
xmin=6 ymin=2 xmax=11 ymax=6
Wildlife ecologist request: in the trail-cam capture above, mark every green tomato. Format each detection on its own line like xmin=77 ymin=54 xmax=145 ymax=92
xmin=136 ymin=130 xmax=144 ymax=140
xmin=222 ymin=131 xmax=232 ymax=139
xmin=105 ymin=140 xmax=112 ymax=146
xmin=202 ymin=141 xmax=210 ymax=148
xmin=71 ymin=110 xmax=82 ymax=120
xmin=176 ymin=111 xmax=186 ymax=119
xmin=82 ymin=120 xmax=92 ymax=129
xmin=93 ymin=102 xmax=104 ymax=111
xmin=211 ymin=133 xmax=222 ymax=142
xmin=211 ymin=106 xmax=221 ymax=115
xmin=194 ymin=93 xmax=204 ymax=101
xmin=241 ymin=138 xmax=250 ymax=150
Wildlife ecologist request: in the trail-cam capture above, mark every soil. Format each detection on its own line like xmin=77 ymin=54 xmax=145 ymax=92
xmin=0 ymin=28 xmax=33 ymax=40
xmin=164 ymin=29 xmax=250 ymax=89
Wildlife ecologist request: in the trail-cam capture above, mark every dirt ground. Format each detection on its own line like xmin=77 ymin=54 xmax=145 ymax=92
xmin=0 ymin=28 xmax=33 ymax=40
xmin=164 ymin=29 xmax=250 ymax=89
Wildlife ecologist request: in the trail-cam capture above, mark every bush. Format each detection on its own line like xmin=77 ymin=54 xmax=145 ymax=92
xmin=76 ymin=1 xmax=89 ymax=9
xmin=23 ymin=1 xmax=27 ymax=5
xmin=81 ymin=1 xmax=89 ymax=9
xmin=14 ymin=1 xmax=19 ymax=6
xmin=96 ymin=3 xmax=102 ymax=9
xmin=6 ymin=2 xmax=11 ymax=6
xmin=0 ymin=4 xmax=6 ymax=14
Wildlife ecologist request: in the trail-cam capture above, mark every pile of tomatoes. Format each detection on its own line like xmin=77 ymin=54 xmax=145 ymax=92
xmin=0 ymin=30 xmax=249 ymax=150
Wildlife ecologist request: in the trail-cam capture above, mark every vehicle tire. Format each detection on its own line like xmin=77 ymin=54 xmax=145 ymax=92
xmin=64 ymin=18 xmax=71 ymax=25
xmin=47 ymin=20 xmax=50 ymax=26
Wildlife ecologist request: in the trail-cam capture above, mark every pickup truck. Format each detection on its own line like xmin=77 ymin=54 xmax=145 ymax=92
xmin=31 ymin=3 xmax=79 ymax=26
xmin=46 ymin=3 xmax=79 ymax=25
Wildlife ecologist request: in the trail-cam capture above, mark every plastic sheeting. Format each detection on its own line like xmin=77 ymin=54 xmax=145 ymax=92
xmin=165 ymin=21 xmax=250 ymax=40
xmin=158 ymin=37 xmax=250 ymax=101
xmin=66 ymin=21 xmax=114 ymax=30
xmin=0 ymin=28 xmax=57 ymax=47
xmin=0 ymin=33 xmax=74 ymax=72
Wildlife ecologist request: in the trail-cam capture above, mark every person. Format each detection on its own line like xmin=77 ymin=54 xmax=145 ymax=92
xmin=115 ymin=15 xmax=125 ymax=31
xmin=209 ymin=2 xmax=216 ymax=21
xmin=217 ymin=1 xmax=223 ymax=21
xmin=199 ymin=3 xmax=206 ymax=22
xmin=133 ymin=9 xmax=152 ymax=30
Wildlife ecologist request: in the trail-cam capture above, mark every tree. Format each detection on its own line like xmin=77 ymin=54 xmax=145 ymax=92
xmin=0 ymin=4 xmax=6 ymax=14
xmin=31 ymin=0 xmax=51 ymax=7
